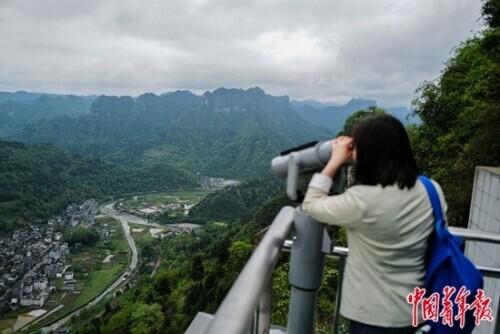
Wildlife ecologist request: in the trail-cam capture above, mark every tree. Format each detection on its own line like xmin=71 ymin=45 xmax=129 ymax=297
xmin=190 ymin=254 xmax=205 ymax=281
xmin=153 ymin=269 xmax=176 ymax=296
xmin=482 ymin=0 xmax=500 ymax=27
xmin=339 ymin=108 xmax=386 ymax=135
xmin=64 ymin=227 xmax=99 ymax=246
xmin=130 ymin=303 xmax=164 ymax=334
xmin=102 ymin=304 xmax=133 ymax=334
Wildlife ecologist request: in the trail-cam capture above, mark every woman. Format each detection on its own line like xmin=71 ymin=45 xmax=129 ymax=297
xmin=302 ymin=115 xmax=447 ymax=334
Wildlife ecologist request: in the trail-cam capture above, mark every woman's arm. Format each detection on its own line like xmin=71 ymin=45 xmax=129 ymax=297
xmin=302 ymin=136 xmax=365 ymax=226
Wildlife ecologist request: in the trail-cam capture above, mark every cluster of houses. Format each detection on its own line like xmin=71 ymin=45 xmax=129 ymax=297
xmin=59 ymin=199 xmax=98 ymax=227
xmin=164 ymin=202 xmax=195 ymax=216
xmin=0 ymin=226 xmax=72 ymax=312
xmin=0 ymin=200 xmax=99 ymax=314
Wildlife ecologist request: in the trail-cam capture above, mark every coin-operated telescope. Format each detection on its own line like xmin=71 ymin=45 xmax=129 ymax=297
xmin=271 ymin=139 xmax=350 ymax=334
xmin=272 ymin=140 xmax=348 ymax=201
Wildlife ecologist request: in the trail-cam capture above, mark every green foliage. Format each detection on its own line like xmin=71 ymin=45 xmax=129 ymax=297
xmin=188 ymin=174 xmax=284 ymax=221
xmin=130 ymin=303 xmax=164 ymax=334
xmin=339 ymin=108 xmax=387 ymax=135
xmin=482 ymin=0 xmax=500 ymax=27
xmin=411 ymin=11 xmax=500 ymax=225
xmin=102 ymin=304 xmax=133 ymax=334
xmin=64 ymin=226 xmax=99 ymax=246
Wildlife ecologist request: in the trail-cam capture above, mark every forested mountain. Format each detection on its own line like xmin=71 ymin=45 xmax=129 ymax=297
xmin=291 ymin=97 xmax=418 ymax=134
xmin=0 ymin=140 xmax=196 ymax=230
xmin=0 ymin=94 xmax=94 ymax=136
xmin=14 ymin=88 xmax=331 ymax=178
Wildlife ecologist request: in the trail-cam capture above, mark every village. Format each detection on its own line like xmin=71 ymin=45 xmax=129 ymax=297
xmin=0 ymin=200 xmax=103 ymax=328
xmin=0 ymin=187 xmax=221 ymax=333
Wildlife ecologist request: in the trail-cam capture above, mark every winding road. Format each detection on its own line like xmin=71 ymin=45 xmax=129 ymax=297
xmin=39 ymin=203 xmax=151 ymax=333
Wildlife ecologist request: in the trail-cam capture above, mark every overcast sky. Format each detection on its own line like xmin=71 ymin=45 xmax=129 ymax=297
xmin=0 ymin=0 xmax=484 ymax=107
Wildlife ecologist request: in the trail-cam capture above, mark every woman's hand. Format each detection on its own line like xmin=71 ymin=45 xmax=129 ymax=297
xmin=321 ymin=136 xmax=353 ymax=178
xmin=330 ymin=136 xmax=354 ymax=166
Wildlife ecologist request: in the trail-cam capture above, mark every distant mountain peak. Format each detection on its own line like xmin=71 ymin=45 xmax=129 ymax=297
xmin=246 ymin=86 xmax=265 ymax=95
xmin=345 ymin=97 xmax=377 ymax=108
xmin=161 ymin=90 xmax=197 ymax=98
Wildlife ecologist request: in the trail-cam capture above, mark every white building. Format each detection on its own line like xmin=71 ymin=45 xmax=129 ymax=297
xmin=64 ymin=271 xmax=74 ymax=281
xmin=34 ymin=277 xmax=48 ymax=290
xmin=20 ymin=293 xmax=47 ymax=307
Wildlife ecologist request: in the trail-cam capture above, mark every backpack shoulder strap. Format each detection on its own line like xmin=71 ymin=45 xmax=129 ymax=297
xmin=418 ymin=175 xmax=444 ymax=225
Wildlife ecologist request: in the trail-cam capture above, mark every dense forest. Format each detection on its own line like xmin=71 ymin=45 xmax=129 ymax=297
xmin=187 ymin=175 xmax=284 ymax=221
xmin=0 ymin=140 xmax=196 ymax=230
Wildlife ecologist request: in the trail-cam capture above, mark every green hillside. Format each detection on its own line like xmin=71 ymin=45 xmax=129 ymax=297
xmin=0 ymin=140 xmax=196 ymax=229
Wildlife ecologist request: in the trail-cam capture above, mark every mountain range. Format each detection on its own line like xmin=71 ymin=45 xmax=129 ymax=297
xmin=1 ymin=88 xmax=419 ymax=180
xmin=9 ymin=88 xmax=330 ymax=179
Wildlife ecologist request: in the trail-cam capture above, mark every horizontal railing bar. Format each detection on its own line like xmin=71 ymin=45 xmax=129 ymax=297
xmin=204 ymin=206 xmax=296 ymax=334
xmin=325 ymin=251 xmax=500 ymax=279
xmin=283 ymin=230 xmax=500 ymax=279
xmin=476 ymin=266 xmax=500 ymax=279
xmin=449 ymin=227 xmax=500 ymax=244
xmin=283 ymin=241 xmax=348 ymax=257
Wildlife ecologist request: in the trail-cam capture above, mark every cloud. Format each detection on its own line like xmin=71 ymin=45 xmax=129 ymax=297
xmin=0 ymin=0 xmax=484 ymax=106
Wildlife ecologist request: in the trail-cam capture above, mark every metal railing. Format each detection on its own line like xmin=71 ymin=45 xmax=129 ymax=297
xmin=186 ymin=214 xmax=500 ymax=334
xmin=193 ymin=206 xmax=295 ymax=334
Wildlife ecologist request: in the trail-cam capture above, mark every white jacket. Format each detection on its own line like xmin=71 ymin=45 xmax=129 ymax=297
xmin=303 ymin=173 xmax=447 ymax=327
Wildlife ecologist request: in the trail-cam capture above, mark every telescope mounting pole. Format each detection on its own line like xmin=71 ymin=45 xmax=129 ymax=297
xmin=285 ymin=167 xmax=344 ymax=334
xmin=286 ymin=208 xmax=331 ymax=334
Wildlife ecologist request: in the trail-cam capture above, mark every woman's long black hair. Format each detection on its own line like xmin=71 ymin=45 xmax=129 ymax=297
xmin=352 ymin=114 xmax=419 ymax=189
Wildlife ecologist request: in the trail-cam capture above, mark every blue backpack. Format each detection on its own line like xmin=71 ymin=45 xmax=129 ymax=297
xmin=419 ymin=175 xmax=483 ymax=334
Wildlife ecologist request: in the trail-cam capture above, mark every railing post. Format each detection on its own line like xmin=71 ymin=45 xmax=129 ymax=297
xmin=286 ymin=208 xmax=328 ymax=334
xmin=332 ymin=256 xmax=345 ymax=334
